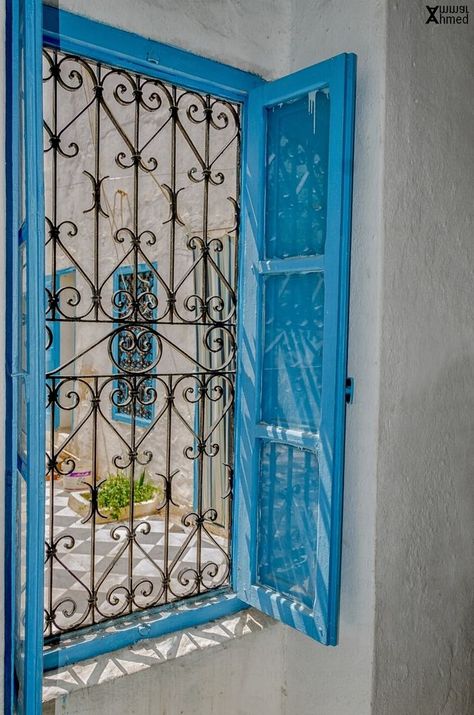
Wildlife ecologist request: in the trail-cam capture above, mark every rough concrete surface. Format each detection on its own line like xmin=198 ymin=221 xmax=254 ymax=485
xmin=374 ymin=1 xmax=474 ymax=713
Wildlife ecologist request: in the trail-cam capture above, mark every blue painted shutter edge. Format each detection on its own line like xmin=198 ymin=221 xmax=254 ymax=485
xmin=5 ymin=0 xmax=46 ymax=711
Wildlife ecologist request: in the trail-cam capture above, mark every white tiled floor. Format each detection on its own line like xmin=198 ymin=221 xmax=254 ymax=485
xmin=44 ymin=488 xmax=228 ymax=635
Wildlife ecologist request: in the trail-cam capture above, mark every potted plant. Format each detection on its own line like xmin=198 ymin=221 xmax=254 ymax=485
xmin=68 ymin=470 xmax=163 ymax=523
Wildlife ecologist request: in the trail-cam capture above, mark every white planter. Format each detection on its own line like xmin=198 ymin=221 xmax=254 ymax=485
xmin=68 ymin=490 xmax=162 ymax=523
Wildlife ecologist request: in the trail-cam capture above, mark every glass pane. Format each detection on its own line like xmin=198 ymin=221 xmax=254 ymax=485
xmin=257 ymin=442 xmax=319 ymax=609
xmin=261 ymin=272 xmax=324 ymax=432
xmin=265 ymin=89 xmax=330 ymax=259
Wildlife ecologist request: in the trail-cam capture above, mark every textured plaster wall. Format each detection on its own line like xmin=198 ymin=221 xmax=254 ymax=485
xmin=282 ymin=1 xmax=386 ymax=713
xmin=48 ymin=0 xmax=291 ymax=79
xmin=374 ymin=2 xmax=474 ymax=713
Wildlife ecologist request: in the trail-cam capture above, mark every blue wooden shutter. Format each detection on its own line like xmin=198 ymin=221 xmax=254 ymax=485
xmin=5 ymin=0 xmax=46 ymax=710
xmin=234 ymin=53 xmax=356 ymax=644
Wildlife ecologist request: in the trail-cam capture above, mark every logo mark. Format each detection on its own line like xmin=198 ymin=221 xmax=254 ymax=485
xmin=425 ymin=5 xmax=469 ymax=24
xmin=426 ymin=5 xmax=439 ymax=22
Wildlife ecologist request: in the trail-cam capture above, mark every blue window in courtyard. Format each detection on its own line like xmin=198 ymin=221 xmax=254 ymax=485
xmin=112 ymin=265 xmax=157 ymax=426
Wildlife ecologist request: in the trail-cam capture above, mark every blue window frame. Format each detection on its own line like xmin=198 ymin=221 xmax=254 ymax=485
xmin=5 ymin=5 xmax=356 ymax=711
xmin=5 ymin=0 xmax=45 ymax=711
xmin=112 ymin=264 xmax=157 ymax=427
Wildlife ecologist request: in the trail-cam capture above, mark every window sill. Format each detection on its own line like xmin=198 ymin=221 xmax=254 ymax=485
xmin=43 ymin=607 xmax=275 ymax=706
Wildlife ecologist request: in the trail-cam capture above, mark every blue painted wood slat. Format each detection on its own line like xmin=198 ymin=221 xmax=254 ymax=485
xmin=234 ymin=53 xmax=356 ymax=645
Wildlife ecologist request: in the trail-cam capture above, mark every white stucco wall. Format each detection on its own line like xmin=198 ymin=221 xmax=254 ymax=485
xmin=48 ymin=0 xmax=291 ymax=79
xmin=374 ymin=2 xmax=474 ymax=713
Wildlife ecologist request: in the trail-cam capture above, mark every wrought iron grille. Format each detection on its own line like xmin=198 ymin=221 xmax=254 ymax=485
xmin=43 ymin=47 xmax=240 ymax=639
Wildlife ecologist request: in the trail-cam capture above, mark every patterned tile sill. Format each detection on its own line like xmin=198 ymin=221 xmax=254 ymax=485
xmin=43 ymin=608 xmax=274 ymax=704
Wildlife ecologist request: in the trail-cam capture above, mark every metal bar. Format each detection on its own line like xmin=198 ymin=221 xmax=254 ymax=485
xmin=42 ymin=47 xmax=240 ymax=637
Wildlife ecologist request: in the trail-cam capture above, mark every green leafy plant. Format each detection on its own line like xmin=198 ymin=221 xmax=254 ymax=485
xmin=96 ymin=471 xmax=158 ymax=521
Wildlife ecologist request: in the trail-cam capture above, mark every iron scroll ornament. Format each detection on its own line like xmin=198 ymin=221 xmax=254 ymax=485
xmin=43 ymin=48 xmax=239 ymax=637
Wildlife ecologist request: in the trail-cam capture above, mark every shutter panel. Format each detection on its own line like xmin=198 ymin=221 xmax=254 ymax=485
xmin=6 ymin=0 xmax=46 ymax=710
xmin=234 ymin=53 xmax=356 ymax=644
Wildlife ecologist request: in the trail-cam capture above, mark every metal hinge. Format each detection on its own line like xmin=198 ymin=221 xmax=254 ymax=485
xmin=345 ymin=377 xmax=354 ymax=404
xmin=146 ymin=52 xmax=160 ymax=65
